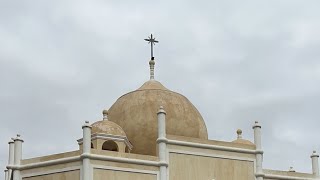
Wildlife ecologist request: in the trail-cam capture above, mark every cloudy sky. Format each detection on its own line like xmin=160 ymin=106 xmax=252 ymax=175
xmin=1 ymin=0 xmax=320 ymax=178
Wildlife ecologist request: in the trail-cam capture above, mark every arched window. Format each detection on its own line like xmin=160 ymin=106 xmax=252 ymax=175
xmin=91 ymin=143 xmax=94 ymax=149
xmin=102 ymin=141 xmax=118 ymax=151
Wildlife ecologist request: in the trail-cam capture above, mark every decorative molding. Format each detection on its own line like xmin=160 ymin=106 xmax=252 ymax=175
xmin=8 ymin=156 xmax=80 ymax=170
xmin=156 ymin=137 xmax=168 ymax=144
xmin=89 ymin=154 xmax=163 ymax=167
xmin=169 ymin=149 xmax=256 ymax=162
xmin=15 ymin=154 xmax=160 ymax=172
xmin=167 ymin=139 xmax=259 ymax=154
xmin=21 ymin=166 xmax=80 ymax=178
xmin=264 ymin=173 xmax=316 ymax=180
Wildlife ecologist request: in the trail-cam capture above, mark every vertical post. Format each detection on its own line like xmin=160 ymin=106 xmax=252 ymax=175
xmin=157 ymin=106 xmax=167 ymax=180
xmin=5 ymin=170 xmax=8 ymax=180
xmin=7 ymin=139 xmax=14 ymax=180
xmin=151 ymin=38 xmax=154 ymax=58
xmin=82 ymin=121 xmax=92 ymax=180
xmin=311 ymin=151 xmax=319 ymax=177
xmin=253 ymin=121 xmax=263 ymax=180
xmin=13 ymin=134 xmax=23 ymax=180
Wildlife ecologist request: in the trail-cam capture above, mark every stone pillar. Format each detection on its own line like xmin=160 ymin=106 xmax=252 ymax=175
xmin=311 ymin=150 xmax=319 ymax=177
xmin=82 ymin=121 xmax=92 ymax=180
xmin=5 ymin=170 xmax=8 ymax=180
xmin=253 ymin=121 xmax=263 ymax=180
xmin=13 ymin=134 xmax=23 ymax=180
xmin=7 ymin=139 xmax=14 ymax=180
xmin=157 ymin=106 xmax=167 ymax=180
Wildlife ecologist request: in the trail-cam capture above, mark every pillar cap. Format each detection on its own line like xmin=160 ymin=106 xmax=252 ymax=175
xmin=157 ymin=106 xmax=166 ymax=115
xmin=14 ymin=134 xmax=24 ymax=142
xmin=8 ymin=138 xmax=14 ymax=144
xmin=311 ymin=150 xmax=319 ymax=158
xmin=289 ymin=166 xmax=295 ymax=172
xmin=82 ymin=121 xmax=92 ymax=129
xmin=252 ymin=121 xmax=261 ymax=129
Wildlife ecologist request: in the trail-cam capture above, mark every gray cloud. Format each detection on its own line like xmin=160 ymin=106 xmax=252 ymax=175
xmin=1 ymin=0 xmax=320 ymax=178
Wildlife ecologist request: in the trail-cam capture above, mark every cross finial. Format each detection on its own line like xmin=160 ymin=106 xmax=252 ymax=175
xmin=144 ymin=34 xmax=159 ymax=59
xmin=145 ymin=34 xmax=159 ymax=80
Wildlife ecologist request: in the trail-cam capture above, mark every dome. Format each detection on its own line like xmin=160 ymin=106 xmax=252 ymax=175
xmin=91 ymin=120 xmax=126 ymax=137
xmin=232 ymin=129 xmax=254 ymax=145
xmin=108 ymin=80 xmax=208 ymax=156
xmin=232 ymin=139 xmax=254 ymax=145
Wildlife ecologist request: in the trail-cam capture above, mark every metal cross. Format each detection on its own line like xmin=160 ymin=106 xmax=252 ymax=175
xmin=144 ymin=34 xmax=159 ymax=60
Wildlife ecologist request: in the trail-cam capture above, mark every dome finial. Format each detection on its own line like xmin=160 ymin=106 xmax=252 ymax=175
xmin=144 ymin=34 xmax=159 ymax=80
xmin=103 ymin=109 xmax=108 ymax=120
xmin=236 ymin=129 xmax=242 ymax=139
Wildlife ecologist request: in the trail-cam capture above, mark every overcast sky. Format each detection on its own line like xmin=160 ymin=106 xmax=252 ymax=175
xmin=1 ymin=0 xmax=320 ymax=178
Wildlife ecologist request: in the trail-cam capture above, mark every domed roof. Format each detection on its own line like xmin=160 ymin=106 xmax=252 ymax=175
xmin=91 ymin=120 xmax=126 ymax=137
xmin=232 ymin=139 xmax=254 ymax=145
xmin=232 ymin=129 xmax=254 ymax=145
xmin=137 ymin=80 xmax=168 ymax=90
xmin=108 ymin=79 xmax=208 ymax=156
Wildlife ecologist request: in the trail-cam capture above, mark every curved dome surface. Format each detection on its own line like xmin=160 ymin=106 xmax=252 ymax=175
xmin=232 ymin=139 xmax=254 ymax=145
xmin=108 ymin=80 xmax=208 ymax=156
xmin=91 ymin=120 xmax=126 ymax=137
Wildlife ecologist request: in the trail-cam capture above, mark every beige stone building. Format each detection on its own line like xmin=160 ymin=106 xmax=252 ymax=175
xmin=4 ymin=48 xmax=320 ymax=180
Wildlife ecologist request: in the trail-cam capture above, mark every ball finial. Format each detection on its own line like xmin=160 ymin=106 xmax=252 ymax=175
xmin=236 ymin=129 xmax=242 ymax=139
xmin=149 ymin=59 xmax=155 ymax=65
xmin=103 ymin=109 xmax=109 ymax=120
xmin=237 ymin=129 xmax=242 ymax=135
